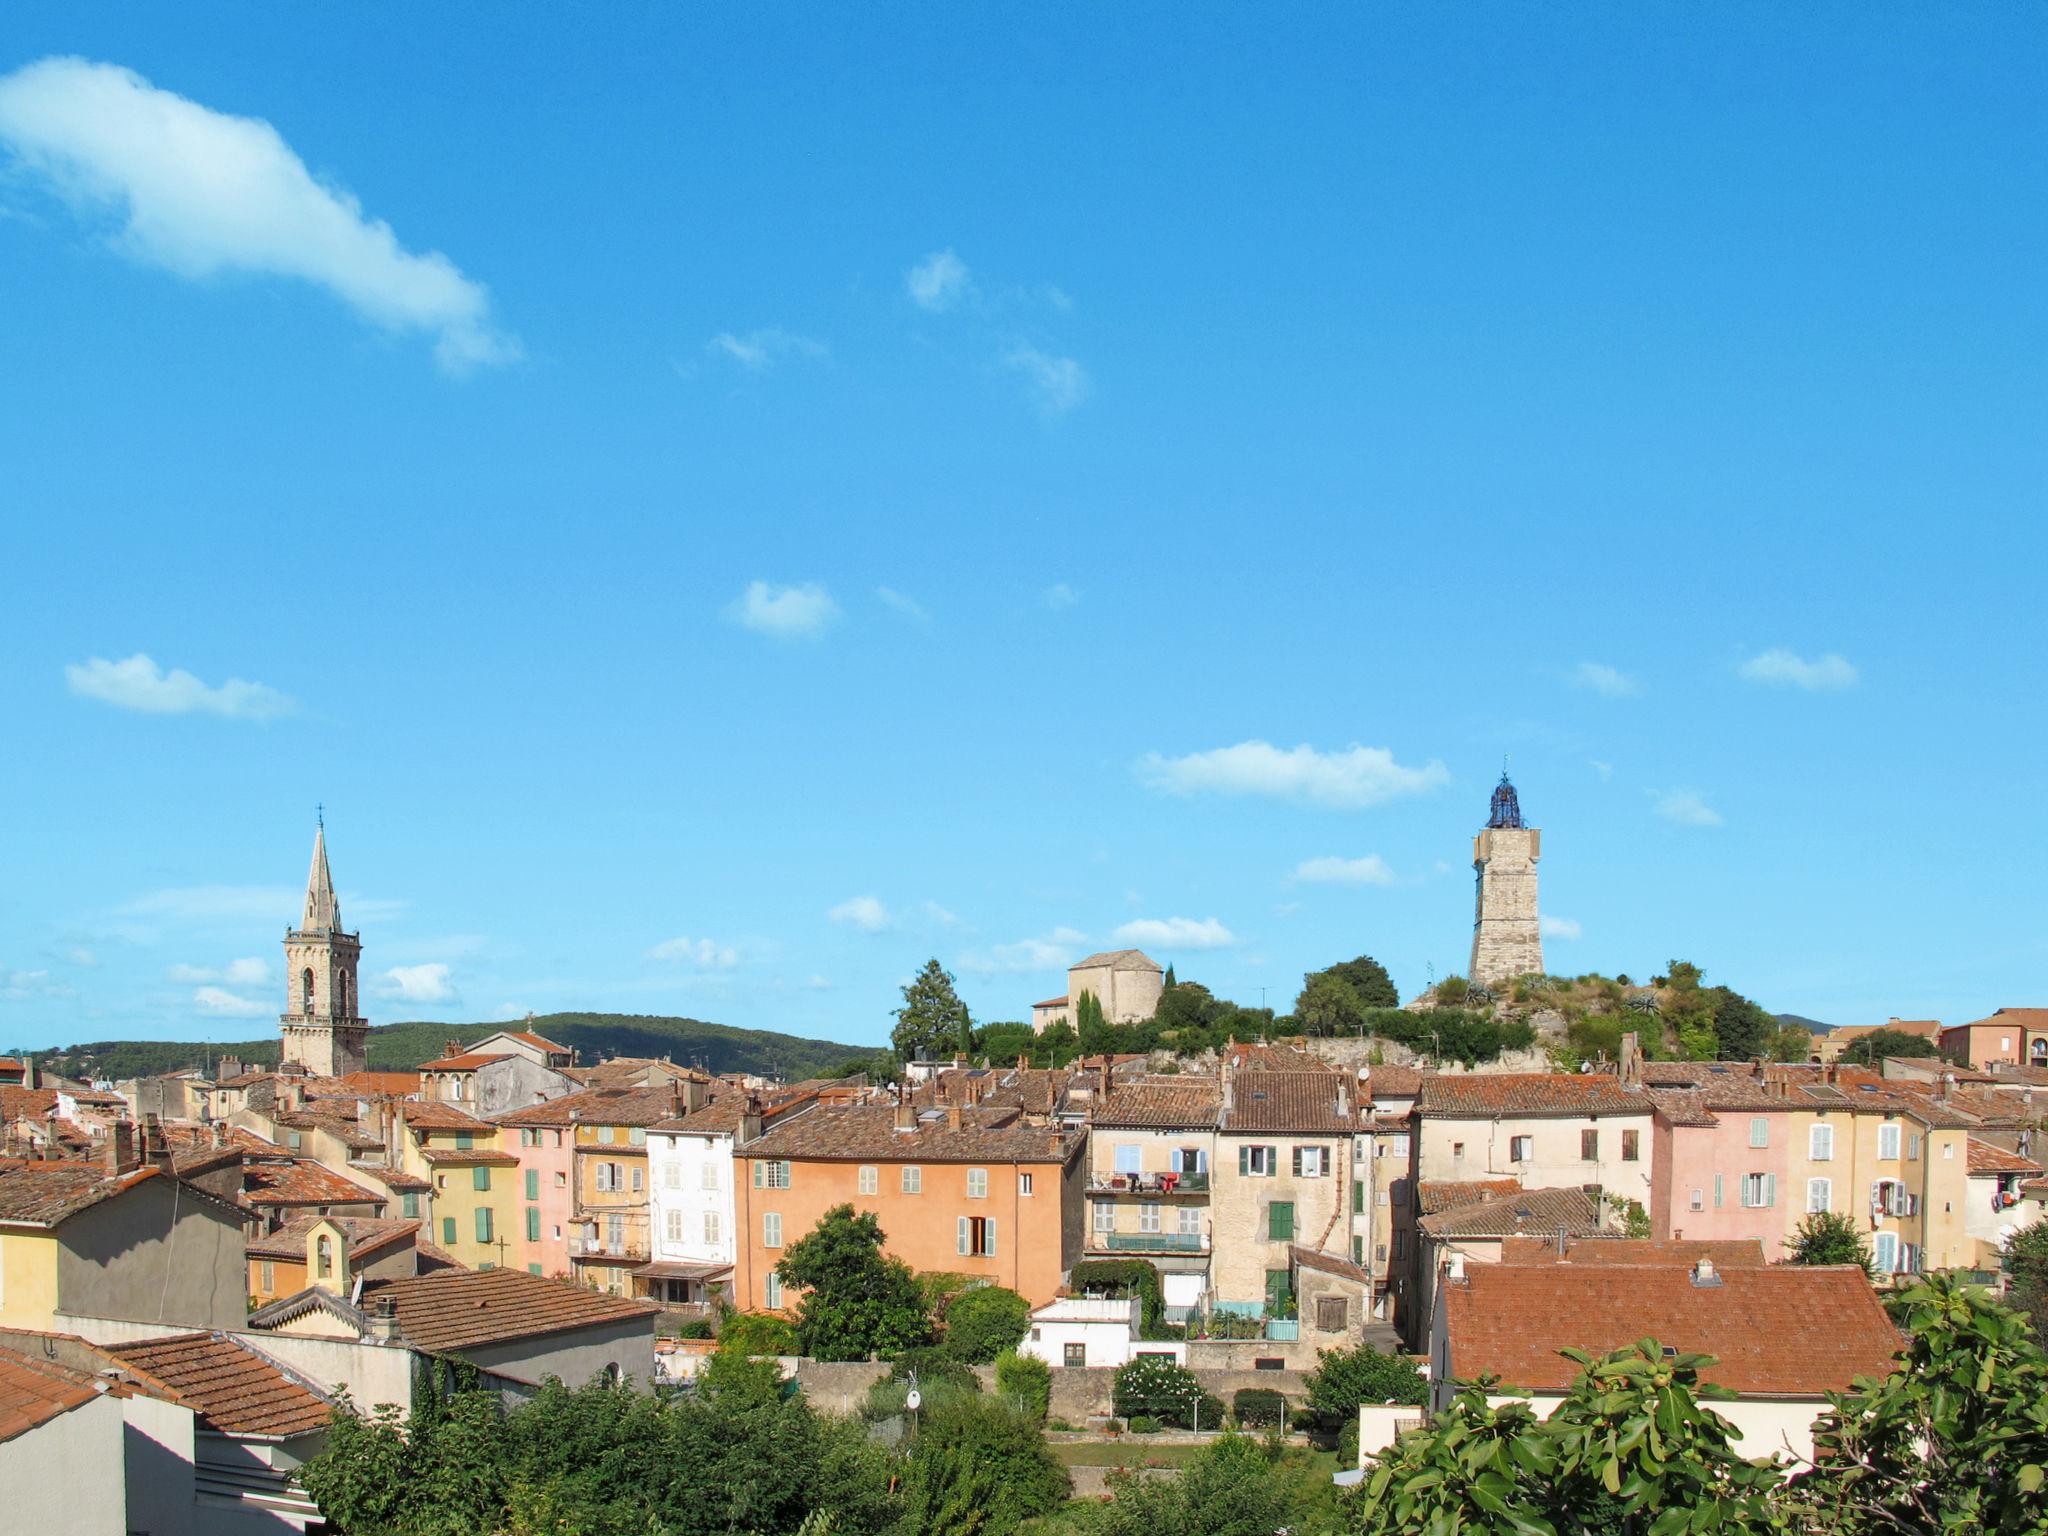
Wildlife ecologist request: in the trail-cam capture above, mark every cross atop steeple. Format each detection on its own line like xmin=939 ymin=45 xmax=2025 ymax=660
xmin=302 ymin=823 xmax=340 ymax=933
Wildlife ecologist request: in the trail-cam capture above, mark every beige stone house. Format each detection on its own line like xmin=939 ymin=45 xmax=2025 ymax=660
xmin=1085 ymin=1076 xmax=1219 ymax=1321
xmin=1033 ymin=949 xmax=1164 ymax=1032
xmin=1210 ymin=1068 xmax=1362 ymax=1321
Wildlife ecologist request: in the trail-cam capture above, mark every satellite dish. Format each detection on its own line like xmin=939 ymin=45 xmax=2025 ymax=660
xmin=905 ymin=1389 xmax=922 ymax=1411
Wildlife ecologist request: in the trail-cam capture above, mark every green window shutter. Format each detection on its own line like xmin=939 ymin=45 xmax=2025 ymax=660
xmin=1239 ymin=1145 xmax=1249 ymax=1175
xmin=402 ymin=1193 xmax=419 ymax=1218
xmin=1352 ymin=1179 xmax=1364 ymax=1214
xmin=526 ymin=1206 xmax=540 ymax=1241
xmin=1764 ymin=1173 xmax=1777 ymax=1208
xmin=528 ymin=1263 xmax=542 ymax=1276
xmin=1269 ymin=1201 xmax=1295 ymax=1241
xmin=442 ymin=1216 xmax=456 ymax=1245
xmin=753 ymin=1161 xmax=764 ymax=1188
xmin=456 ymin=1132 xmax=473 ymax=1150
xmin=1291 ymin=1146 xmax=1302 ymax=1177
xmin=476 ymin=1207 xmax=493 ymax=1243
xmin=525 ymin=1169 xmax=539 ymax=1200
xmin=473 ymin=1166 xmax=491 ymax=1192
xmin=957 ymin=1216 xmax=970 ymax=1256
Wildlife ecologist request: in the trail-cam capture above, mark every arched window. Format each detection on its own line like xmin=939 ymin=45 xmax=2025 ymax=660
xmin=2032 ymin=1037 xmax=2047 ymax=1065
xmin=301 ymin=968 xmax=316 ymax=1013
xmin=315 ymin=1234 xmax=334 ymax=1279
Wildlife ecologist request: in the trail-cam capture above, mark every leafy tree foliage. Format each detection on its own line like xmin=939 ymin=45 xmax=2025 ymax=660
xmin=994 ymin=1349 xmax=1050 ymax=1419
xmin=717 ymin=1309 xmax=799 ymax=1355
xmin=776 ymin=1204 xmax=935 ymax=1361
xmin=1359 ymin=1007 xmax=1534 ymax=1065
xmin=1068 ymin=1258 xmax=1165 ymax=1333
xmin=1325 ymin=953 xmax=1399 ymax=1009
xmin=1302 ymin=1340 xmax=1427 ymax=1424
xmin=1113 ymin=1355 xmax=1224 ymax=1429
xmin=1839 ymin=1027 xmax=1942 ymax=1065
xmin=1786 ymin=1211 xmax=1876 ymax=1275
xmin=1079 ymin=1432 xmax=1292 ymax=1536
xmin=1074 ymin=989 xmax=1114 ymax=1052
xmin=941 ymin=1284 xmax=1030 ymax=1363
xmin=2005 ymin=1219 xmax=2048 ymax=1336
xmin=1294 ymin=970 xmax=1368 ymax=1037
xmin=893 ymin=959 xmax=973 ymax=1063
xmin=896 ymin=1395 xmax=1070 ymax=1536
xmin=1035 ymin=1019 xmax=1081 ymax=1066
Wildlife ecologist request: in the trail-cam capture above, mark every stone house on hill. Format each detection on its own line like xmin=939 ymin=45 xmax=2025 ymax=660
xmin=1032 ymin=949 xmax=1164 ymax=1033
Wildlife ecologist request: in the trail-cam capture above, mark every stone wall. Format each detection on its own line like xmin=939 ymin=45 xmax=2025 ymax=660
xmin=1045 ymin=1363 xmax=1308 ymax=1423
xmin=791 ymin=1359 xmax=892 ymax=1414
xmin=1469 ymin=826 xmax=1543 ymax=987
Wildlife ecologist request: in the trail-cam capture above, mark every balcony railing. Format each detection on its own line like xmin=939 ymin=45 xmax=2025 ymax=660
xmin=1090 ymin=1231 xmax=1209 ymax=1253
xmin=1087 ymin=1172 xmax=1209 ymax=1196
xmin=570 ymin=1236 xmax=650 ymax=1263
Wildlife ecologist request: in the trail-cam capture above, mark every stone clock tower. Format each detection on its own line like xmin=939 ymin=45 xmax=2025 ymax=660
xmin=279 ymin=824 xmax=368 ymax=1077
xmin=1469 ymin=773 xmax=1544 ymax=988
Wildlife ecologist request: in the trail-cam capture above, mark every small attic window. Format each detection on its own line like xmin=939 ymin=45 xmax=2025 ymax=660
xmin=1252 ymin=1089 xmax=1269 ymax=1101
xmin=1661 ymin=1346 xmax=1677 ymax=1358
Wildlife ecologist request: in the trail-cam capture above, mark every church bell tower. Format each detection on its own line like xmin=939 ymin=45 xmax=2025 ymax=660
xmin=1469 ymin=773 xmax=1544 ymax=988
xmin=279 ymin=823 xmax=368 ymax=1077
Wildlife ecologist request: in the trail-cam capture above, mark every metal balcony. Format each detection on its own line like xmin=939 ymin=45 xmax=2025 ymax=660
xmin=1091 ymin=1231 xmax=1209 ymax=1253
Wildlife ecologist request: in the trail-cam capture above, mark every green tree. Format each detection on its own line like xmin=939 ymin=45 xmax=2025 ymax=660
xmin=1080 ymin=1433 xmax=1291 ymax=1536
xmin=893 ymin=959 xmax=972 ymax=1063
xmin=1302 ymin=1340 xmax=1427 ymax=1427
xmin=1840 ymin=1027 xmax=1942 ymax=1065
xmin=941 ymin=1285 xmax=1030 ymax=1363
xmin=717 ymin=1309 xmax=799 ymax=1355
xmin=1035 ymin=1019 xmax=1080 ymax=1067
xmin=776 ymin=1204 xmax=935 ymax=1361
xmin=1074 ymin=990 xmax=1113 ymax=1052
xmin=1113 ymin=1355 xmax=1223 ymax=1430
xmin=1786 ymin=1210 xmax=1876 ymax=1275
xmin=1326 ymin=953 xmax=1399 ymax=1009
xmin=1708 ymin=986 xmax=1776 ymax=1060
xmin=993 ymin=1349 xmax=1050 ymax=1420
xmin=1294 ymin=970 xmax=1367 ymax=1037
xmin=2004 ymin=1219 xmax=2048 ymax=1335
xmin=897 ymin=1396 xmax=1069 ymax=1536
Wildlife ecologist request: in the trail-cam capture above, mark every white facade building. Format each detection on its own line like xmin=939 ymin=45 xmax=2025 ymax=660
xmin=1016 ymin=1296 xmax=1187 ymax=1370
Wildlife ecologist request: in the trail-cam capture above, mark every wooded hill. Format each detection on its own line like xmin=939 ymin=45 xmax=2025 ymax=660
xmin=13 ymin=1012 xmax=878 ymax=1084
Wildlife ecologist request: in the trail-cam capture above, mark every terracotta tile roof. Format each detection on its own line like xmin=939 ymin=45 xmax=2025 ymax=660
xmin=305 ymin=1071 xmax=422 ymax=1097
xmin=366 ymin=1266 xmax=657 ymax=1354
xmin=396 ymin=1101 xmax=492 ymax=1131
xmin=1091 ymin=1078 xmax=1220 ymax=1128
xmin=1223 ymin=1041 xmax=1333 ymax=1073
xmin=1033 ymin=995 xmax=1069 ymax=1009
xmin=418 ymin=1052 xmax=508 ymax=1071
xmin=560 ymin=1086 xmax=699 ymax=1129
xmin=1967 ymin=1137 xmax=2044 ymax=1176
xmin=498 ymin=1030 xmax=569 ymax=1052
xmin=914 ymin=1066 xmax=1078 ymax=1118
xmin=1369 ymin=1113 xmax=1414 ymax=1133
xmin=106 ymin=1333 xmax=334 ymax=1438
xmin=1362 ymin=1065 xmax=1422 ymax=1100
xmin=348 ymin=1162 xmax=430 ymax=1192
xmin=1420 ymin=1186 xmax=1609 ymax=1239
xmin=1986 ymin=1064 xmax=2048 ymax=1087
xmin=246 ymin=1214 xmax=422 ymax=1261
xmin=741 ymin=1103 xmax=1084 ymax=1165
xmin=419 ymin=1148 xmax=518 ymax=1167
xmin=242 ymin=1157 xmax=380 ymax=1208
xmin=0 ymin=1087 xmax=59 ymax=1122
xmin=1957 ymin=1007 xmax=2048 ymax=1033
xmin=1499 ymin=1236 xmax=1769 ymax=1268
xmin=1418 ymin=1073 xmax=1647 ymax=1118
xmin=1441 ymin=1264 xmax=1901 ymax=1397
xmin=0 ymin=1159 xmax=164 ymax=1226
xmin=1291 ymin=1244 xmax=1371 ymax=1285
xmin=1416 ymin=1178 xmax=1523 ymax=1215
xmin=1223 ymin=1071 xmax=1358 ymax=1133
xmin=1073 ymin=948 xmax=1161 ymax=972
xmin=0 ymin=1346 xmax=106 ymax=1444
xmin=649 ymin=1086 xmax=813 ymax=1136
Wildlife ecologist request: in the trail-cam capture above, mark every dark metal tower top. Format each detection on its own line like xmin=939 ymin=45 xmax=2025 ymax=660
xmin=1486 ymin=772 xmax=1524 ymax=830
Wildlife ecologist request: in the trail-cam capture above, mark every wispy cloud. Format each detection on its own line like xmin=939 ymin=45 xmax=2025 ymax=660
xmin=0 ymin=57 xmax=516 ymax=372
xmin=876 ymin=587 xmax=930 ymax=623
xmin=1043 ymin=583 xmax=1079 ymax=611
xmin=958 ymin=926 xmax=1088 ymax=975
xmin=67 ymin=653 xmax=294 ymax=719
xmin=1569 ymin=661 xmax=1639 ymax=698
xmin=706 ymin=327 xmax=825 ymax=372
xmin=122 ymin=885 xmax=294 ymax=919
xmin=374 ymin=962 xmax=456 ymax=1004
xmin=192 ymin=984 xmax=267 ymax=1017
xmin=1590 ymin=759 xmax=1614 ymax=781
xmin=1541 ymin=915 xmax=1582 ymax=940
xmin=906 ymin=248 xmax=972 ymax=312
xmin=1001 ymin=342 xmax=1089 ymax=415
xmin=1113 ymin=916 xmax=1236 ymax=950
xmin=1293 ymin=855 xmax=1395 ymax=887
xmin=1738 ymin=648 xmax=1858 ymax=691
xmin=1 ymin=967 xmax=62 ymax=999
xmin=923 ymin=901 xmax=962 ymax=928
xmin=646 ymin=935 xmax=739 ymax=969
xmin=169 ymin=957 xmax=267 ymax=986
xmin=726 ymin=580 xmax=838 ymax=640
xmin=828 ymin=895 xmax=892 ymax=933
xmin=1652 ymin=789 xmax=1723 ymax=827
xmin=1138 ymin=740 xmax=1448 ymax=811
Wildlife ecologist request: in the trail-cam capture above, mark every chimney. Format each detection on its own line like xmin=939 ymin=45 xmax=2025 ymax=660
xmin=1618 ymin=1032 xmax=1643 ymax=1091
xmin=1336 ymin=1082 xmax=1349 ymax=1119
xmin=1691 ymin=1256 xmax=1720 ymax=1286
xmin=141 ymin=1113 xmax=173 ymax=1169
xmin=103 ymin=1120 xmax=137 ymax=1175
xmin=1447 ymin=1252 xmax=1467 ymax=1282
xmin=1017 ymin=1054 xmax=1030 ymax=1072
xmin=945 ymin=1105 xmax=963 ymax=1132
xmin=894 ymin=1101 xmax=917 ymax=1133
xmin=444 ymin=1038 xmax=462 ymax=1059
xmin=21 ymin=1056 xmax=36 ymax=1091
xmin=367 ymin=1295 xmax=401 ymax=1343
xmin=739 ymin=1091 xmax=764 ymax=1145
xmin=212 ymin=1119 xmax=228 ymax=1149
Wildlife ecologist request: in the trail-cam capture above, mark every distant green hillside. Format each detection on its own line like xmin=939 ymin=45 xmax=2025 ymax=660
xmin=14 ymin=1012 xmax=877 ymax=1084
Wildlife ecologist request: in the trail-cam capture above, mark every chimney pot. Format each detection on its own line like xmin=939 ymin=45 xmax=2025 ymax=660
xmin=1693 ymin=1256 xmax=1719 ymax=1285
xmin=946 ymin=1105 xmax=963 ymax=1132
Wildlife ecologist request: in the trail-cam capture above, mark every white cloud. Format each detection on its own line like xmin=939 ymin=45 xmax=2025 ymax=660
xmin=958 ymin=926 xmax=1089 ymax=975
xmin=192 ymin=984 xmax=267 ymax=1017
xmin=1 ymin=967 xmax=59 ymax=999
xmin=1541 ymin=915 xmax=1583 ymax=940
xmin=1113 ymin=916 xmax=1236 ymax=951
xmin=67 ymin=947 xmax=98 ymax=967
xmin=726 ymin=580 xmax=838 ymax=640
xmin=923 ymin=901 xmax=962 ymax=927
xmin=66 ymin=653 xmax=294 ymax=718
xmin=0 ymin=57 xmax=516 ymax=373
xmin=1569 ymin=661 xmax=1639 ymax=698
xmin=828 ymin=895 xmax=892 ymax=933
xmin=877 ymin=586 xmax=930 ymax=622
xmin=805 ymin=974 xmax=833 ymax=991
xmin=1043 ymin=582 xmax=1079 ymax=610
xmin=1653 ymin=789 xmax=1723 ymax=828
xmin=706 ymin=327 xmax=825 ymax=372
xmin=906 ymin=248 xmax=971 ymax=311
xmin=1137 ymin=740 xmax=1449 ymax=810
xmin=169 ymin=957 xmax=267 ymax=985
xmin=1590 ymin=759 xmax=1614 ymax=780
xmin=1292 ymin=855 xmax=1395 ymax=887
xmin=374 ymin=962 xmax=456 ymax=1004
xmin=1738 ymin=648 xmax=1859 ymax=691
xmin=646 ymin=936 xmax=739 ymax=969
xmin=1001 ymin=342 xmax=1089 ymax=414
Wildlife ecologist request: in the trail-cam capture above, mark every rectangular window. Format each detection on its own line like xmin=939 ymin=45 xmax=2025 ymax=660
xmin=1688 ymin=1188 xmax=1704 ymax=1211
xmin=595 ymin=1163 xmax=612 ymax=1193
xmin=554 ymin=1171 xmax=567 ymax=1188
xmin=958 ymin=1216 xmax=997 ymax=1257
xmin=1581 ymin=1129 xmax=1599 ymax=1160
xmin=1353 ymin=1178 xmax=1364 ymax=1213
xmin=665 ymin=1210 xmax=683 ymax=1241
xmin=902 ymin=1166 xmax=922 ymax=1194
xmin=1749 ymin=1117 xmax=1769 ymax=1149
xmin=475 ymin=1207 xmax=493 ymax=1243
xmin=967 ymin=1168 xmax=988 ymax=1199
xmin=598 ymin=1126 xmax=615 ymax=1144
xmin=525 ymin=1169 xmax=539 ymax=1200
xmin=1873 ymin=1232 xmax=1898 ymax=1274
xmin=1317 ymin=1296 xmax=1348 ymax=1332
xmin=663 ymin=1162 xmax=681 ymax=1190
xmin=630 ymin=1127 xmax=647 ymax=1146
xmin=764 ymin=1270 xmax=783 ymax=1308
xmin=1094 ymin=1202 xmax=1116 ymax=1233
xmin=1509 ymin=1135 xmax=1533 ymax=1163
xmin=704 ymin=1212 xmax=721 ymax=1245
xmin=260 ymin=1260 xmax=274 ymax=1292
xmin=1810 ymin=1124 xmax=1834 ymax=1161
xmin=473 ymin=1166 xmax=491 ymax=1192
xmin=455 ymin=1132 xmax=473 ymax=1151
xmin=1139 ymin=1201 xmax=1162 ymax=1233
xmin=442 ymin=1216 xmax=457 ymax=1245
xmin=754 ymin=1161 xmax=792 ymax=1189
xmin=1241 ymin=1145 xmax=1276 ymax=1177
xmin=764 ymin=1212 xmax=783 ymax=1247
xmin=1621 ymin=1130 xmax=1640 ymax=1162
xmin=526 ymin=1206 xmax=541 ymax=1241
xmin=528 ymin=1263 xmax=542 ymax=1276
xmin=1114 ymin=1144 xmax=1143 ymax=1174
xmin=1807 ymin=1178 xmax=1831 ymax=1214
xmin=1293 ymin=1145 xmax=1328 ymax=1177
xmin=858 ymin=1166 xmax=879 ymax=1195
xmin=1879 ymin=1124 xmax=1901 ymax=1160
xmin=1179 ymin=1205 xmax=1202 ymax=1236
xmin=1064 ymin=1342 xmax=1086 ymax=1368
xmin=700 ymin=1160 xmax=718 ymax=1190
xmin=1253 ymin=1357 xmax=1284 ymax=1372
xmin=1713 ymin=1173 xmax=1724 ymax=1209
xmin=1268 ymin=1200 xmax=1295 ymax=1241
xmin=1452 ymin=1141 xmax=1465 ymax=1160
xmin=1019 ymin=1172 xmax=1034 ymax=1196
xmin=631 ymin=1167 xmax=644 ymax=1193
xmin=1741 ymin=1173 xmax=1775 ymax=1209
xmin=402 ymin=1192 xmax=420 ymax=1218
xmin=1907 ymin=1134 xmax=1921 ymax=1161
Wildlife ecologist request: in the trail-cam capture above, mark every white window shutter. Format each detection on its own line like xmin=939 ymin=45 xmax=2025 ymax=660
xmin=1764 ymin=1173 xmax=1776 ymax=1208
xmin=987 ymin=1218 xmax=997 ymax=1257
xmin=957 ymin=1216 xmax=969 ymax=1256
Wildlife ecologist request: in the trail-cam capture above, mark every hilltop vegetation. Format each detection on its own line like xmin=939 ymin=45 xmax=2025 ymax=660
xmin=13 ymin=1011 xmax=874 ymax=1084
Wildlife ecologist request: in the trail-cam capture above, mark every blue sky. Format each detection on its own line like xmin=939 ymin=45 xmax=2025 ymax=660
xmin=3 ymin=6 xmax=2044 ymax=1051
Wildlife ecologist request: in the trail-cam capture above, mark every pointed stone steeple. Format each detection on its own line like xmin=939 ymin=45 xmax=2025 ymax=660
xmin=302 ymin=826 xmax=340 ymax=933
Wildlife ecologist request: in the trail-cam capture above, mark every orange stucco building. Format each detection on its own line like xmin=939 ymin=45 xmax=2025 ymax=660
xmin=731 ymin=1102 xmax=1086 ymax=1310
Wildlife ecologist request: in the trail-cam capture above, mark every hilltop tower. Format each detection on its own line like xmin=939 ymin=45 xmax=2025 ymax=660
xmin=279 ymin=824 xmax=368 ymax=1077
xmin=1469 ymin=773 xmax=1543 ymax=988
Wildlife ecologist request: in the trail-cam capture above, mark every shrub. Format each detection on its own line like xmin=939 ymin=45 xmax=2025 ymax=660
xmin=670 ymin=1316 xmax=714 ymax=1340
xmin=1337 ymin=1413 xmax=1360 ymax=1467
xmin=1113 ymin=1356 xmax=1225 ymax=1431
xmin=897 ymin=1395 xmax=1070 ymax=1536
xmin=1436 ymin=975 xmax=1470 ymax=1004
xmin=716 ymin=1310 xmax=797 ymax=1356
xmin=994 ymin=1349 xmax=1050 ymax=1421
xmin=1232 ymin=1388 xmax=1285 ymax=1428
xmin=1302 ymin=1341 xmax=1426 ymax=1426
xmin=1128 ymin=1415 xmax=1160 ymax=1434
xmin=889 ymin=1347 xmax=981 ymax=1395
xmin=942 ymin=1285 xmax=1030 ymax=1363
xmin=1069 ymin=1259 xmax=1165 ymax=1334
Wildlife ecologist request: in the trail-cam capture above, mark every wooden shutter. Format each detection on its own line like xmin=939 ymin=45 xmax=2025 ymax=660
xmin=1239 ymin=1145 xmax=1250 ymax=1175
xmin=986 ymin=1218 xmax=997 ymax=1257
xmin=1291 ymin=1146 xmax=1303 ymax=1176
